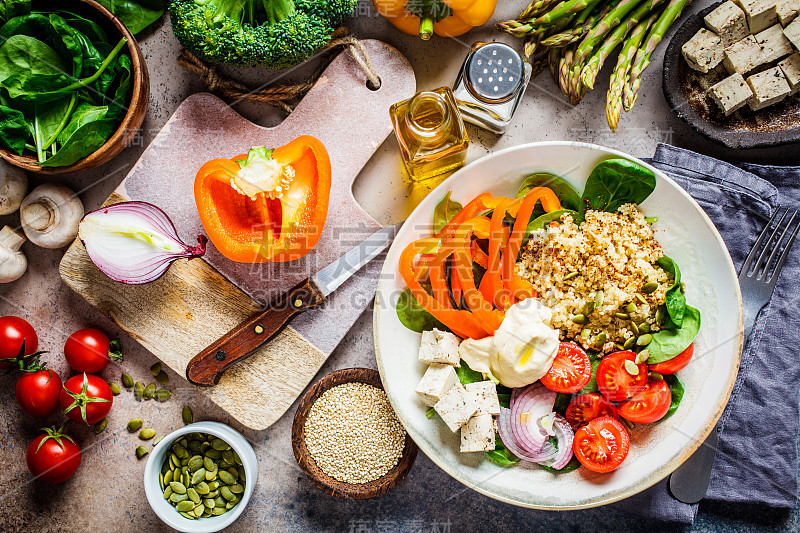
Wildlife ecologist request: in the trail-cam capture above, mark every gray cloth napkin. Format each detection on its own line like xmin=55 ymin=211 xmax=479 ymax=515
xmin=611 ymin=144 xmax=800 ymax=523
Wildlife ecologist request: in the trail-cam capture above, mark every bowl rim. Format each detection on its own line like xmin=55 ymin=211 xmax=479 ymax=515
xmin=0 ymin=0 xmax=150 ymax=174
xmin=143 ymin=421 xmax=257 ymax=533
xmin=373 ymin=140 xmax=744 ymax=510
xmin=291 ymin=367 xmax=419 ymax=499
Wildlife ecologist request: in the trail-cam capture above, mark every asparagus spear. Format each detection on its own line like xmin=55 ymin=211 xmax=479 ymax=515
xmin=623 ymin=0 xmax=689 ymax=111
xmin=496 ymin=19 xmax=539 ymax=37
xmin=541 ymin=1 xmax=612 ymax=47
xmin=530 ymin=0 xmax=596 ymax=26
xmin=605 ymin=12 xmax=658 ymax=131
xmin=571 ymin=0 xmax=646 ymax=67
xmin=518 ymin=0 xmax=565 ymax=21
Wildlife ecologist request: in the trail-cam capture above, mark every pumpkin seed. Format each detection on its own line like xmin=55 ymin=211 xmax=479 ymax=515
xmin=562 ymin=271 xmax=579 ymax=281
xmin=150 ymin=362 xmax=162 ymax=376
xmin=202 ymin=456 xmax=214 ymax=470
xmin=187 ymin=488 xmax=200 ymax=504
xmin=230 ymin=483 xmax=244 ymax=494
xmin=174 ymin=444 xmax=188 ymax=458
xmin=192 ymin=468 xmax=207 ymax=485
xmin=212 ymin=507 xmax=226 ymax=516
xmin=171 ymin=492 xmax=188 ymax=503
xmin=182 ymin=406 xmax=193 ymax=425
xmin=143 ymin=383 xmax=156 ymax=400
xmin=153 ymin=436 xmax=164 ymax=447
xmin=187 ymin=440 xmax=202 ymax=453
xmin=655 ymin=305 xmax=666 ymax=325
xmin=634 ymin=293 xmax=648 ymax=305
xmin=200 ymin=441 xmax=211 ymax=454
xmin=176 ymin=501 xmax=195 ymax=513
xmin=571 ymin=314 xmax=587 ymax=325
xmin=188 ymin=456 xmax=204 ymax=472
xmin=164 ymin=469 xmax=173 ymax=485
xmin=220 ymin=486 xmax=235 ymax=501
xmin=195 ymin=481 xmax=209 ymax=495
xmin=593 ymin=290 xmax=604 ymax=308
xmin=211 ymin=439 xmax=229 ymax=451
xmin=234 ymin=452 xmax=242 ymax=466
xmin=225 ymin=501 xmax=236 ymax=510
xmin=630 ymin=321 xmax=640 ymax=336
xmin=615 ymin=343 xmax=625 ymax=350
xmin=109 ymin=382 xmax=121 ymax=396
xmin=207 ymin=480 xmax=220 ymax=490
xmin=615 ymin=312 xmax=630 ymax=320
xmin=155 ymin=371 xmax=169 ymax=385
xmin=649 ymin=371 xmax=664 ymax=381
xmin=624 ymin=302 xmax=637 ymax=313
xmin=155 ymin=389 xmax=172 ymax=402
xmin=635 ymin=349 xmax=650 ymax=364
xmin=594 ymin=332 xmax=607 ymax=347
xmin=134 ymin=382 xmax=144 ymax=400
xmin=623 ymin=337 xmax=635 ymax=350
xmin=135 ymin=446 xmax=149 ymax=459
xmin=170 ymin=481 xmax=187 ymax=494
xmin=638 ymin=322 xmax=650 ymax=333
xmin=204 ymin=498 xmax=215 ymax=508
xmin=636 ymin=334 xmax=652 ymax=346
xmin=580 ymin=328 xmax=590 ymax=338
xmin=219 ymin=470 xmax=235 ymax=485
xmin=205 ymin=466 xmax=218 ymax=481
xmin=624 ymin=360 xmax=640 ymax=376
xmin=121 ymin=373 xmax=134 ymax=389
xmin=127 ymin=419 xmax=143 ymax=432
xmin=205 ymin=449 xmax=222 ymax=460
xmin=160 ymin=473 xmax=164 ymax=490
xmin=219 ymin=460 xmax=233 ymax=471
xmin=227 ymin=467 xmax=238 ymax=480
xmin=183 ymin=471 xmax=190 ymax=487
xmin=222 ymin=450 xmax=235 ymax=464
xmin=641 ymin=281 xmax=658 ymax=294
xmin=193 ymin=504 xmax=204 ymax=518
xmin=581 ymin=301 xmax=595 ymax=316
xmin=214 ymin=496 xmax=226 ymax=506
xmin=163 ymin=486 xmax=173 ymax=500
xmin=208 ymin=489 xmax=220 ymax=498
xmin=179 ymin=437 xmax=188 ymax=448
xmin=94 ymin=417 xmax=108 ymax=434
xmin=179 ymin=511 xmax=196 ymax=519
xmin=139 ymin=428 xmax=156 ymax=440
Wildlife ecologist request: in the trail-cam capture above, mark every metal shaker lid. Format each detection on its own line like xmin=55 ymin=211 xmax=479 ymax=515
xmin=464 ymin=42 xmax=524 ymax=104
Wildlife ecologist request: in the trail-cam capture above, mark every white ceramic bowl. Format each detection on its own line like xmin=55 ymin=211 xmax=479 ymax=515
xmin=374 ymin=142 xmax=743 ymax=509
xmin=143 ymin=422 xmax=258 ymax=532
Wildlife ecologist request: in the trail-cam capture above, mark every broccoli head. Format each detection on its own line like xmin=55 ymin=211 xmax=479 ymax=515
xmin=168 ymin=0 xmax=357 ymax=69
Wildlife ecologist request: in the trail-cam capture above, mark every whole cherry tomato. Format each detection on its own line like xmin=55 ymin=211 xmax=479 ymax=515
xmin=64 ymin=328 xmax=123 ymax=373
xmin=27 ymin=425 xmax=82 ymax=483
xmin=0 ymin=316 xmax=38 ymax=370
xmin=16 ymin=368 xmax=62 ymax=418
xmin=60 ymin=373 xmax=113 ymax=425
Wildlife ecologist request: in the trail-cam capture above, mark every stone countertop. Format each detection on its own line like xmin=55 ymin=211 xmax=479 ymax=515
xmin=1 ymin=0 xmax=798 ymax=531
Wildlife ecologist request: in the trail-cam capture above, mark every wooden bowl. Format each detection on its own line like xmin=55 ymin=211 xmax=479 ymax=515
xmin=0 ymin=0 xmax=150 ymax=174
xmin=291 ymin=368 xmax=418 ymax=499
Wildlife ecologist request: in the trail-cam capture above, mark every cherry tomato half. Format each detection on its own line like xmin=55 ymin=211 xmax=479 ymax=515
xmin=566 ymin=392 xmax=618 ymax=428
xmin=0 ymin=316 xmax=38 ymax=369
xmin=618 ymin=379 xmax=672 ymax=424
xmin=596 ymin=350 xmax=648 ymax=402
xmin=648 ymin=343 xmax=694 ymax=375
xmin=64 ymin=328 xmax=122 ymax=374
xmin=26 ymin=426 xmax=81 ymax=483
xmin=16 ymin=369 xmax=62 ymax=418
xmin=541 ymin=342 xmax=591 ymax=393
xmin=572 ymin=416 xmax=630 ymax=473
xmin=60 ymin=373 xmax=113 ymax=425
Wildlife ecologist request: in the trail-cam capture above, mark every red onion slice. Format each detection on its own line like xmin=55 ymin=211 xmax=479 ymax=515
xmin=79 ymin=201 xmax=207 ymax=285
xmin=536 ymin=414 xmax=575 ymax=470
xmin=509 ymin=383 xmax=556 ymax=452
xmin=498 ymin=407 xmax=559 ymax=463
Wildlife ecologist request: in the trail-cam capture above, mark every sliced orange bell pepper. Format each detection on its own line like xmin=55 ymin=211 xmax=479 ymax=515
xmin=194 ymin=136 xmax=331 ymax=263
xmin=480 ymin=199 xmax=513 ymax=310
xmin=372 ymin=0 xmax=497 ymax=40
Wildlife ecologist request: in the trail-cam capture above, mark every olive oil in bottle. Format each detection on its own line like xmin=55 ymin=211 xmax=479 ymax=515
xmin=390 ymin=87 xmax=469 ymax=181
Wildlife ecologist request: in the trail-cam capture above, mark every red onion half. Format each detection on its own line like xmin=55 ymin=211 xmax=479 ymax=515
xmin=79 ymin=201 xmax=207 ymax=285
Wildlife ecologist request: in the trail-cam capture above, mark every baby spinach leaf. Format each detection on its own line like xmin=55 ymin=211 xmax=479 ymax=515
xmin=660 ymin=374 xmax=685 ymax=421
xmin=41 ymin=112 xmax=115 ymax=167
xmin=56 ymin=11 xmax=109 ymax=43
xmin=0 ymin=104 xmax=30 ymax=154
xmin=486 ymin=434 xmax=521 ymax=467
xmin=0 ymin=12 xmax=49 ymax=38
xmin=516 ymin=172 xmax=582 ymax=212
xmin=657 ymin=256 xmax=686 ymax=328
xmin=48 ymin=13 xmax=85 ymax=78
xmin=646 ymin=305 xmax=701 ymax=364
xmin=0 ymin=34 xmax=66 ymax=83
xmin=456 ymin=359 xmax=484 ymax=386
xmin=94 ymin=0 xmax=164 ymax=35
xmin=432 ymin=191 xmax=462 ymax=234
xmin=577 ymin=354 xmax=601 ymax=395
xmin=35 ymin=95 xmax=74 ymax=147
xmin=396 ymin=288 xmax=447 ymax=333
xmin=3 ymin=0 xmax=31 ymax=21
xmin=553 ymin=393 xmax=572 ymax=415
xmin=580 ymin=158 xmax=656 ymax=217
xmin=538 ymin=457 xmax=581 ymax=474
xmin=526 ymin=209 xmax=577 ymax=233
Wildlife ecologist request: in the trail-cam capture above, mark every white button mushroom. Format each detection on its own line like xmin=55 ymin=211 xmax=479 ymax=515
xmin=0 ymin=160 xmax=27 ymax=215
xmin=20 ymin=184 xmax=84 ymax=249
xmin=0 ymin=226 xmax=27 ymax=283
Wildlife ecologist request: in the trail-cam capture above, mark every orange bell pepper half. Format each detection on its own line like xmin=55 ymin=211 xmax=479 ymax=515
xmin=194 ymin=136 xmax=331 ymax=263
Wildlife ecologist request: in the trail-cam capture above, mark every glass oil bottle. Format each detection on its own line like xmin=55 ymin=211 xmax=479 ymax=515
xmin=390 ymin=87 xmax=469 ymax=182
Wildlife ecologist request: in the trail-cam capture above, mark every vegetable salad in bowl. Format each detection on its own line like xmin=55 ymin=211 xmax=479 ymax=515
xmin=397 ymin=158 xmax=700 ymax=475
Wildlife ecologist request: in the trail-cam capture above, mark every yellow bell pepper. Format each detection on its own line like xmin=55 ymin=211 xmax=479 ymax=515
xmin=372 ymin=0 xmax=497 ymax=40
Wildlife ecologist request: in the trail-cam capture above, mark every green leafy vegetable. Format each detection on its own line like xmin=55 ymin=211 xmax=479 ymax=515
xmin=526 ymin=209 xmax=578 ymax=233
xmin=553 ymin=392 xmax=572 ymax=415
xmin=0 ymin=105 xmax=29 ymax=154
xmin=580 ymin=158 xmax=656 ymax=217
xmin=455 ymin=359 xmax=484 ymax=386
xmin=396 ymin=288 xmax=446 ymax=333
xmin=496 ymin=384 xmax=512 ymax=409
xmin=432 ymin=191 xmax=463 ymax=234
xmin=41 ymin=114 xmax=116 ymax=167
xmin=486 ymin=434 xmax=521 ymax=466
xmin=657 ymin=256 xmax=686 ymax=328
xmin=537 ymin=436 xmax=580 ymax=473
xmin=94 ymin=0 xmax=164 ymax=35
xmin=661 ymin=374 xmax=685 ymax=421
xmin=516 ymin=172 xmax=582 ymax=212
xmin=426 ymin=407 xmax=436 ymax=419
xmin=647 ymin=305 xmax=701 ymax=364
xmin=577 ymin=353 xmax=601 ymax=395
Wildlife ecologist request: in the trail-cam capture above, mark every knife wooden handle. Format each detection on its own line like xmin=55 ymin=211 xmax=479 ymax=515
xmin=186 ymin=278 xmax=326 ymax=386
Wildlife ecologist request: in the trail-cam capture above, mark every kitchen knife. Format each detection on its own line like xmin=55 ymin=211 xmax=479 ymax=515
xmin=186 ymin=223 xmax=401 ymax=386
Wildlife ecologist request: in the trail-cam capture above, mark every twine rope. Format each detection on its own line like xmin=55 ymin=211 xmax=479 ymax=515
xmin=176 ymin=29 xmax=381 ymax=113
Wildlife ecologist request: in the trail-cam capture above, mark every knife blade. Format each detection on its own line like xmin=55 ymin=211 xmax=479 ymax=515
xmin=185 ymin=223 xmax=401 ymax=386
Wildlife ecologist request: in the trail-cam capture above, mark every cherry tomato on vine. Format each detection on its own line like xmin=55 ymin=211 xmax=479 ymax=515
xmin=541 ymin=342 xmax=592 ymax=393
xmin=16 ymin=368 xmax=62 ymax=418
xmin=0 ymin=316 xmax=38 ymax=369
xmin=60 ymin=373 xmax=113 ymax=425
xmin=26 ymin=425 xmax=81 ymax=483
xmin=572 ymin=416 xmax=630 ymax=473
xmin=63 ymin=328 xmax=123 ymax=373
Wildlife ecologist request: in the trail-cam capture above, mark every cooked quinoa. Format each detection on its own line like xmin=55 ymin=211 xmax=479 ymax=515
xmin=515 ymin=204 xmax=671 ymax=353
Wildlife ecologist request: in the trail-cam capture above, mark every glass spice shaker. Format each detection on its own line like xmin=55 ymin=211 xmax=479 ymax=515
xmin=453 ymin=41 xmax=533 ymax=134
xmin=390 ymin=87 xmax=469 ymax=182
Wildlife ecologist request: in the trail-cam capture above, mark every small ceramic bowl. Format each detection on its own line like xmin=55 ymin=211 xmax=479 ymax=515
xmin=143 ymin=422 xmax=258 ymax=533
xmin=292 ymin=368 xmax=418 ymax=499
xmin=0 ymin=0 xmax=150 ymax=174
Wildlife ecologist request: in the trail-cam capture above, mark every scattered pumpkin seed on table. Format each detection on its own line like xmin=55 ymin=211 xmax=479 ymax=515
xmin=155 ymin=389 xmax=172 ymax=402
xmin=121 ymin=373 xmax=134 ymax=388
xmin=109 ymin=382 xmax=121 ymax=395
xmin=143 ymin=383 xmax=157 ymax=399
xmin=140 ymin=428 xmax=156 ymax=440
xmin=136 ymin=446 xmax=149 ymax=459
xmin=155 ymin=370 xmax=169 ymax=385
xmin=94 ymin=417 xmax=108 ymax=434
xmin=150 ymin=362 xmax=162 ymax=376
xmin=182 ymin=406 xmax=193 ymax=425
xmin=127 ymin=419 xmax=143 ymax=432
xmin=134 ymin=382 xmax=144 ymax=400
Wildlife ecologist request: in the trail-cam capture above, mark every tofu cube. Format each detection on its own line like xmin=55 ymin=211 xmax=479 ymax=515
xmin=465 ymin=381 xmax=501 ymax=415
xmin=705 ymin=1 xmax=750 ymax=46
xmin=724 ymin=35 xmax=764 ymax=73
xmin=777 ymin=0 xmax=799 ymax=26
xmin=755 ymin=24 xmax=795 ymax=62
xmin=460 ymin=413 xmax=496 ymax=453
xmin=434 ymin=384 xmax=478 ymax=432
xmin=418 ymin=328 xmax=460 ymax=367
xmin=710 ymin=73 xmax=755 ymax=114
xmin=683 ymin=29 xmax=726 ymax=72
xmin=747 ymin=66 xmax=792 ymax=109
xmin=785 ymin=18 xmax=800 ymax=49
xmin=779 ymin=52 xmax=800 ymax=92
xmin=734 ymin=0 xmax=778 ymax=33
xmin=415 ymin=363 xmax=459 ymax=407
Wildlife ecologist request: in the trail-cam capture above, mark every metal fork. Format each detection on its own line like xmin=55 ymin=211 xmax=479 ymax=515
xmin=669 ymin=206 xmax=800 ymax=505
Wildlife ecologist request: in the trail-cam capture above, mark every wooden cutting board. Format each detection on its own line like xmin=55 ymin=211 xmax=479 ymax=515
xmin=59 ymin=40 xmax=416 ymax=430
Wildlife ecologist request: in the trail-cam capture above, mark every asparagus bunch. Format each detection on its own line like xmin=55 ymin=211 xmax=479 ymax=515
xmin=497 ymin=0 xmax=689 ymax=130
